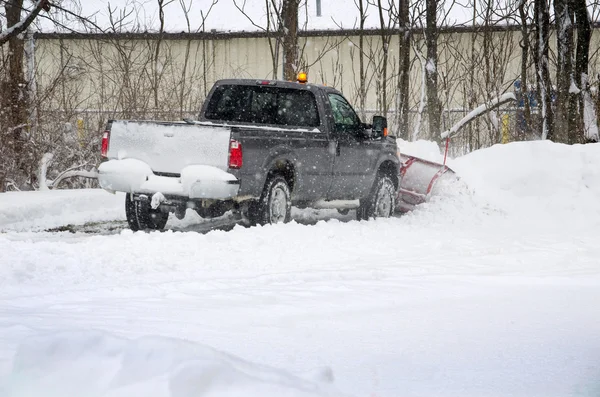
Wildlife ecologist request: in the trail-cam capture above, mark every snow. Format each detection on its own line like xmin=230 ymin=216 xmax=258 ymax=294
xmin=396 ymin=139 xmax=446 ymax=164
xmin=1 ymin=331 xmax=341 ymax=397
xmin=569 ymin=80 xmax=581 ymax=94
xmin=441 ymin=92 xmax=517 ymax=139
xmin=1 ymin=140 xmax=600 ymax=396
xmin=98 ymin=160 xmax=240 ymax=199
xmin=0 ymin=189 xmax=124 ymax=232
xmin=98 ymin=158 xmax=154 ymax=192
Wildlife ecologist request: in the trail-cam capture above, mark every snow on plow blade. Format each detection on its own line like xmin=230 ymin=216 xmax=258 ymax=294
xmin=396 ymin=154 xmax=456 ymax=213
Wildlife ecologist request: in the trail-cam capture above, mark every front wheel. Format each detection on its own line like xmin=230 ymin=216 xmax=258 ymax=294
xmin=246 ymin=176 xmax=292 ymax=226
xmin=356 ymin=176 xmax=396 ymax=221
xmin=125 ymin=194 xmax=169 ymax=231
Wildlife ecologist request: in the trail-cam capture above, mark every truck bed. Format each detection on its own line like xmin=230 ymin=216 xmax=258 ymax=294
xmin=105 ymin=120 xmax=231 ymax=174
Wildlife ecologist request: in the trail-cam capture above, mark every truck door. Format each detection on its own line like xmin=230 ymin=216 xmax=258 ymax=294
xmin=326 ymin=93 xmax=376 ymax=200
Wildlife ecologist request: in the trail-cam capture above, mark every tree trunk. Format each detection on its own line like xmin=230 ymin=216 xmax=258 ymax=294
xmin=4 ymin=0 xmax=28 ymax=153
xmin=468 ymin=1 xmax=478 ymax=150
xmin=282 ymin=0 xmax=299 ymax=81
xmin=358 ymin=0 xmax=367 ymax=119
xmin=553 ymin=0 xmax=574 ymax=143
xmin=534 ymin=0 xmax=554 ymax=140
xmin=395 ymin=0 xmax=411 ymax=140
xmin=518 ymin=0 xmax=532 ymax=140
xmin=574 ymin=0 xmax=597 ymax=142
xmin=425 ymin=0 xmax=442 ymax=141
xmin=377 ymin=0 xmax=390 ymax=117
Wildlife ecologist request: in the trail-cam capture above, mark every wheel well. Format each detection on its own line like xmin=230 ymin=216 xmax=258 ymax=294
xmin=267 ymin=160 xmax=295 ymax=192
xmin=378 ymin=160 xmax=399 ymax=189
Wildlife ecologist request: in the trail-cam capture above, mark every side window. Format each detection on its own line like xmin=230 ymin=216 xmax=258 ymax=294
xmin=328 ymin=94 xmax=361 ymax=132
xmin=276 ymin=90 xmax=320 ymax=127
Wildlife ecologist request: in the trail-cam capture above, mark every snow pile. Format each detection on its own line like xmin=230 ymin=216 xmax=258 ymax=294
xmin=98 ymin=158 xmax=154 ymax=193
xmin=0 ymin=331 xmax=343 ymax=397
xmin=397 ymin=138 xmax=446 ymax=164
xmin=0 ymin=189 xmax=124 ymax=232
xmin=400 ymin=140 xmax=600 ymax=231
xmin=451 ymin=141 xmax=600 ymax=224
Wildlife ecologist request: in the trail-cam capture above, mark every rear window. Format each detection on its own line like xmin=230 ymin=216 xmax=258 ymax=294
xmin=204 ymin=85 xmax=320 ymax=128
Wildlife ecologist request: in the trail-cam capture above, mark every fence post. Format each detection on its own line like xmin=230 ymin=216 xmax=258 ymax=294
xmin=501 ymin=114 xmax=510 ymax=143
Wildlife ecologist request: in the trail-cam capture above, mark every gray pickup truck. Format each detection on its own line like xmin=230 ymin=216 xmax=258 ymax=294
xmin=98 ymin=78 xmax=400 ymax=231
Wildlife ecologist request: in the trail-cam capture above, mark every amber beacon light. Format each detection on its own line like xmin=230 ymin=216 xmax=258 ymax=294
xmin=297 ymin=72 xmax=308 ymax=84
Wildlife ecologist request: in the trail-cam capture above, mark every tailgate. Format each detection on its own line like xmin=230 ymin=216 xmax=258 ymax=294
xmin=107 ymin=121 xmax=231 ymax=174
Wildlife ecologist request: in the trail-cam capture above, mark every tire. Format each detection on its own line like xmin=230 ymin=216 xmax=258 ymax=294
xmin=356 ymin=175 xmax=396 ymax=221
xmin=125 ymin=194 xmax=169 ymax=231
xmin=247 ymin=175 xmax=292 ymax=226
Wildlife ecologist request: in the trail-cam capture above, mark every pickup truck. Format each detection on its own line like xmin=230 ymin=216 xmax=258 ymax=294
xmin=98 ymin=78 xmax=400 ymax=231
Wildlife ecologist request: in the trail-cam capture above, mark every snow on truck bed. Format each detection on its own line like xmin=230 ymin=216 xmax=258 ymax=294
xmin=0 ymin=140 xmax=600 ymax=397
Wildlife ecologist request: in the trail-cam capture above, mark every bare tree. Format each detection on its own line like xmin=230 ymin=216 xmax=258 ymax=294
xmin=1 ymin=0 xmax=51 ymax=191
xmin=392 ymin=0 xmax=411 ymax=139
xmin=517 ymin=0 xmax=532 ymax=140
xmin=574 ymin=0 xmax=598 ymax=142
xmin=424 ymin=0 xmax=442 ymax=141
xmin=355 ymin=0 xmax=368 ymax=119
xmin=553 ymin=0 xmax=575 ymax=143
xmin=0 ymin=0 xmax=50 ymax=45
xmin=282 ymin=0 xmax=299 ymax=80
xmin=534 ymin=0 xmax=554 ymax=140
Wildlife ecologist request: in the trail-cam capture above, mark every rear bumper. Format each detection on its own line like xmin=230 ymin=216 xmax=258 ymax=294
xmin=98 ymin=159 xmax=240 ymax=199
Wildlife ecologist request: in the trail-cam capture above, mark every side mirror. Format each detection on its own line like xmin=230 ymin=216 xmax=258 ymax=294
xmin=372 ymin=115 xmax=388 ymax=139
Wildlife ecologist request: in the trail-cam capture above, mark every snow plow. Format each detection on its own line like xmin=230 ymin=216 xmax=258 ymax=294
xmin=395 ymin=92 xmax=516 ymax=213
xmin=395 ymin=153 xmax=455 ymax=213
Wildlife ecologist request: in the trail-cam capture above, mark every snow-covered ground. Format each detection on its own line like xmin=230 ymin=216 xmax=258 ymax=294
xmin=1 ymin=140 xmax=600 ymax=397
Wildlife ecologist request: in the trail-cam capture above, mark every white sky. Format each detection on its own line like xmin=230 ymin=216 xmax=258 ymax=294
xmin=8 ymin=0 xmax=600 ymax=34
xmin=32 ymin=0 xmax=480 ymax=33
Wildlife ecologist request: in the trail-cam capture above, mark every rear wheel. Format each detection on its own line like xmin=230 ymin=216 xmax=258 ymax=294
xmin=125 ymin=194 xmax=169 ymax=231
xmin=246 ymin=175 xmax=291 ymax=226
xmin=356 ymin=176 xmax=396 ymax=221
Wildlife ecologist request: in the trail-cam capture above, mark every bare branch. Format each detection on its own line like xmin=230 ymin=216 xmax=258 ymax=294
xmin=0 ymin=0 xmax=47 ymax=46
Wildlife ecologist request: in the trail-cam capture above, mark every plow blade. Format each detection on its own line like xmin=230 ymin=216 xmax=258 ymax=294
xmin=396 ymin=154 xmax=456 ymax=213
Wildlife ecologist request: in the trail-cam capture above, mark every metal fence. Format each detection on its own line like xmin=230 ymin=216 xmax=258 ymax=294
xmin=35 ymin=102 xmax=534 ymax=177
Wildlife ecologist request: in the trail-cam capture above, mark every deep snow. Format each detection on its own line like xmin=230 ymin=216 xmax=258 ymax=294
xmin=1 ymin=140 xmax=600 ymax=397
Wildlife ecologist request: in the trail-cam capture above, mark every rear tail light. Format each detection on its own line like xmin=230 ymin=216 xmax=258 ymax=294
xmin=101 ymin=130 xmax=110 ymax=158
xmin=228 ymin=139 xmax=243 ymax=169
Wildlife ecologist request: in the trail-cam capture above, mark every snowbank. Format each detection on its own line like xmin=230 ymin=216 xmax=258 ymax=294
xmin=394 ymin=140 xmax=600 ymax=230
xmin=0 ymin=189 xmax=125 ymax=232
xmin=450 ymin=141 xmax=600 ymax=223
xmin=397 ymin=138 xmax=446 ymax=164
xmin=0 ymin=331 xmax=342 ymax=397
